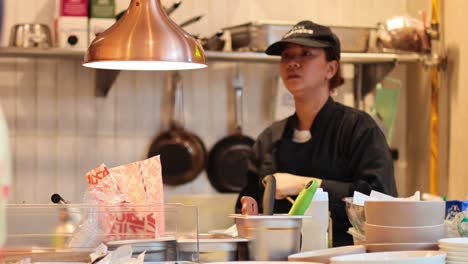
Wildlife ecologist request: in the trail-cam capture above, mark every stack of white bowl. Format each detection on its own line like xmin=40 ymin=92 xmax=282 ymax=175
xmin=364 ymin=200 xmax=446 ymax=252
xmin=439 ymin=237 xmax=468 ymax=264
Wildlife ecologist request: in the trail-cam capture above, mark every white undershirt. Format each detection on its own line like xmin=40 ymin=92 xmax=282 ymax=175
xmin=292 ymin=129 xmax=312 ymax=143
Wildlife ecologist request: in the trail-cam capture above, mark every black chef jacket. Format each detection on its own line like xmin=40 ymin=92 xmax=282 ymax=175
xmin=236 ymin=97 xmax=397 ymax=247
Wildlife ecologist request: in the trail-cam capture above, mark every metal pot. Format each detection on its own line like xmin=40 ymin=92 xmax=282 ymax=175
xmin=9 ymin=23 xmax=52 ymax=48
xmin=233 ymin=214 xmax=307 ymax=261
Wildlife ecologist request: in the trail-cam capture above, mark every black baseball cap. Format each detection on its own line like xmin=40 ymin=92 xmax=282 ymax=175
xmin=265 ymin=20 xmax=341 ymax=59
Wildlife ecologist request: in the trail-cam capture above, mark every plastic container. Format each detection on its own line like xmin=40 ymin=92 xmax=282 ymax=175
xmin=301 ymin=189 xmax=329 ymax=251
xmin=3 ymin=203 xmax=198 ymax=262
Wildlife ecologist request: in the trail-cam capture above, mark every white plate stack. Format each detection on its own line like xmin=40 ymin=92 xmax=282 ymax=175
xmin=329 ymin=251 xmax=446 ymax=264
xmin=439 ymin=238 xmax=468 ymax=264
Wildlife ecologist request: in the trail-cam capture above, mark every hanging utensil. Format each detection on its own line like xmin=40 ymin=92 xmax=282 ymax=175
xmin=165 ymin=1 xmax=182 ymax=16
xmin=179 ymin=15 xmax=204 ymax=28
xmin=147 ymin=72 xmax=207 ymax=186
xmin=116 ymin=1 xmax=182 ymax=20
xmin=207 ymin=70 xmax=255 ymax=192
xmin=51 ymin=193 xmax=67 ymax=204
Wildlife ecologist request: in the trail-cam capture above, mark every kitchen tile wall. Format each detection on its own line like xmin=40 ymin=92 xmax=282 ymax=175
xmin=0 ymin=0 xmax=415 ymax=207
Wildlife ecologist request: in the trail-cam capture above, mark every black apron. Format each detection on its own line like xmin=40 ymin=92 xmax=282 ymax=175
xmin=275 ymin=137 xmax=353 ymax=247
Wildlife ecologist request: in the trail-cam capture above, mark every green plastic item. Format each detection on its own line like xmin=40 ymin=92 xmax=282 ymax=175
xmin=374 ymin=79 xmax=401 ymax=145
xmin=288 ymin=180 xmax=319 ymax=216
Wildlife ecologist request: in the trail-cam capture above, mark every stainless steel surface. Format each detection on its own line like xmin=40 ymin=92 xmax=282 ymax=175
xmin=0 ymin=47 xmax=422 ymax=64
xmin=234 ymin=215 xmax=304 ymax=261
xmin=106 ymin=238 xmax=177 ymax=262
xmin=206 ymin=51 xmax=422 ymax=64
xmin=332 ymin=26 xmax=372 ymax=52
xmin=224 ymin=22 xmax=292 ymax=52
xmin=83 ymin=0 xmax=206 ymax=70
xmin=224 ymin=21 xmax=372 ymax=53
xmin=9 ymin=23 xmax=52 ymax=48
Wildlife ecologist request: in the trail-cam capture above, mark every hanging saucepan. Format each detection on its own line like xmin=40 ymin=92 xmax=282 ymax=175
xmin=147 ymin=72 xmax=206 ymax=186
xmin=207 ymin=72 xmax=255 ymax=192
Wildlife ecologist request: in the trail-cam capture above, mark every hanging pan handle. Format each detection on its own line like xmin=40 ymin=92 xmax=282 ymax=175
xmin=169 ymin=71 xmax=184 ymax=128
xmin=233 ymin=69 xmax=244 ymax=134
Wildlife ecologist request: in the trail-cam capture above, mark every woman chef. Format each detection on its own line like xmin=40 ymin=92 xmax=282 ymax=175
xmin=236 ymin=20 xmax=398 ymax=246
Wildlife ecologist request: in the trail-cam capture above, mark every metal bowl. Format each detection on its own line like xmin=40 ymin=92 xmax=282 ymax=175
xmin=106 ymin=237 xmax=177 ymax=262
xmin=9 ymin=23 xmax=53 ymax=48
xmin=178 ymin=236 xmax=248 ymax=262
xmin=342 ymin=197 xmax=366 ymax=235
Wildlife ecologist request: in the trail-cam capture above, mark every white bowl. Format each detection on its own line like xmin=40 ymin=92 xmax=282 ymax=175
xmin=288 ymin=245 xmax=366 ymax=263
xmin=365 ymin=242 xmax=439 ymax=252
xmin=365 ymin=223 xmax=445 ymax=243
xmin=439 ymin=237 xmax=468 ymax=248
xmin=330 ymin=250 xmax=446 ymax=264
xmin=440 ymin=245 xmax=468 ymax=256
xmin=364 ymin=201 xmax=445 ymax=227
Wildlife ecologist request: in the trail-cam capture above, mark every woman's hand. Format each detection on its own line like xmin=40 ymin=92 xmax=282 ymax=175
xmin=272 ymin=173 xmax=322 ymax=200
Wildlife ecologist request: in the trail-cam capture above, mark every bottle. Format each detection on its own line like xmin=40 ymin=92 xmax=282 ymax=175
xmin=0 ymin=105 xmax=12 ymax=246
xmin=327 ymin=211 xmax=333 ymax=248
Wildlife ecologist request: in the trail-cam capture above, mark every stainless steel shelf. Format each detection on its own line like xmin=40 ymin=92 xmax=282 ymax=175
xmin=0 ymin=47 xmax=422 ymax=97
xmin=0 ymin=47 xmax=85 ymax=59
xmin=206 ymin=51 xmax=422 ymax=64
xmin=0 ymin=47 xmax=422 ymax=64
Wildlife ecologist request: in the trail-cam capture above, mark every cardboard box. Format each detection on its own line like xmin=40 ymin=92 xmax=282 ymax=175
xmin=59 ymin=0 xmax=88 ymax=16
xmin=56 ymin=16 xmax=89 ymax=48
xmin=55 ymin=0 xmax=89 ymax=48
xmin=89 ymin=0 xmax=115 ymax=18
xmin=88 ymin=0 xmax=115 ymax=44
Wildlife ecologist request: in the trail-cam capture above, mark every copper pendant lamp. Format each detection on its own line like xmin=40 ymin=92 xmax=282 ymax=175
xmin=83 ymin=0 xmax=206 ymax=71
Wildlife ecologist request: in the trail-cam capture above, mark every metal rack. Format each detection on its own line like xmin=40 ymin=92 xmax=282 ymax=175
xmin=0 ymin=47 xmax=422 ymax=97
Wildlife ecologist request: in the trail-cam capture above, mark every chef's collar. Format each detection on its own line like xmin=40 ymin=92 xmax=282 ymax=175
xmin=284 ymin=97 xmax=336 ymax=139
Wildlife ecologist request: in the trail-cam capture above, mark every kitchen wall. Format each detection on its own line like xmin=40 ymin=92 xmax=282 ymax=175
xmin=0 ymin=0 xmax=430 ymax=230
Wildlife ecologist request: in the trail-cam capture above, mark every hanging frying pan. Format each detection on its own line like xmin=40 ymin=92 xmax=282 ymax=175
xmin=147 ymin=72 xmax=206 ymax=185
xmin=207 ymin=72 xmax=255 ymax=192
